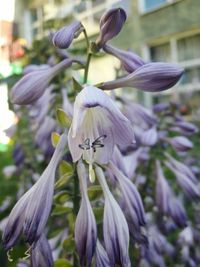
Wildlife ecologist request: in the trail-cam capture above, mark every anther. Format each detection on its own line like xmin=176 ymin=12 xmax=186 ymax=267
xmin=7 ymin=248 xmax=13 ymax=262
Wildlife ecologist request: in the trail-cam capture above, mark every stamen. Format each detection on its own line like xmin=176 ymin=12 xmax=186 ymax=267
xmin=7 ymin=248 xmax=13 ymax=262
xmin=89 ymin=163 xmax=95 ymax=183
xmin=22 ymin=246 xmax=31 ymax=260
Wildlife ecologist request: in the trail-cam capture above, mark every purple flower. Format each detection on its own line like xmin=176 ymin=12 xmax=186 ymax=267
xmin=75 ymin=160 xmax=97 ymax=266
xmin=96 ymin=8 xmax=127 ymax=48
xmin=156 ymin=161 xmax=188 ymax=227
xmin=52 ymin=21 xmax=83 ymax=49
xmin=141 ymin=127 xmax=158 ymax=146
xmin=153 ymin=102 xmax=170 ymax=113
xmin=68 ymin=85 xmax=135 ymax=179
xmin=99 ymin=62 xmax=184 ymax=91
xmin=167 ymin=136 xmax=193 ymax=152
xmin=123 ymin=101 xmax=157 ymax=127
xmin=11 ymin=58 xmax=73 ymax=105
xmin=109 ymin=162 xmax=146 ymax=227
xmin=165 ymin=161 xmax=200 ymax=199
xmin=30 ymin=234 xmax=53 ymax=267
xmin=103 ymin=44 xmax=145 ymax=73
xmin=95 ymin=165 xmax=131 ymax=267
xmin=95 ymin=240 xmax=110 ymax=267
xmin=2 ymin=132 xmax=67 ymax=250
xmin=172 ymin=120 xmax=198 ymax=135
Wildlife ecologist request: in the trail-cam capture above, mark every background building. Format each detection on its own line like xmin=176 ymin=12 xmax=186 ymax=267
xmin=14 ymin=0 xmax=200 ymax=106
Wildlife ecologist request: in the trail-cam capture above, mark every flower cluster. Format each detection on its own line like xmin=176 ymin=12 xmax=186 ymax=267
xmin=1 ymin=6 xmax=189 ymax=267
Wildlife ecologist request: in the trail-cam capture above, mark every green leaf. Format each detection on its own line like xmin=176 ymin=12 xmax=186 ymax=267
xmin=54 ymin=191 xmax=72 ymax=204
xmin=54 ymin=259 xmax=73 ymax=267
xmin=87 ymin=185 xmax=102 ymax=200
xmin=59 ymin=160 xmax=73 ymax=176
xmin=93 ymin=207 xmax=103 ymax=224
xmin=56 ymin=108 xmax=72 ymax=128
xmin=72 ymin=78 xmax=82 ymax=92
xmin=62 ymin=235 xmax=75 ymax=253
xmin=52 ymin=205 xmax=73 ymax=216
xmin=51 ymin=132 xmax=60 ymax=147
xmin=55 ymin=173 xmax=71 ymax=190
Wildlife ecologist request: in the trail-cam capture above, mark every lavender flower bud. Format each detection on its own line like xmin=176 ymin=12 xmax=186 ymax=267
xmin=11 ymin=58 xmax=73 ymax=105
xmin=99 ymin=62 xmax=184 ymax=92
xmin=95 ymin=165 xmax=131 ymax=267
xmin=52 ymin=21 xmax=83 ymax=49
xmin=141 ymin=127 xmax=158 ymax=146
xmin=96 ymin=8 xmax=127 ymax=48
xmin=95 ymin=240 xmax=110 ymax=267
xmin=168 ymin=136 xmax=193 ymax=152
xmin=172 ymin=120 xmax=198 ymax=135
xmin=103 ymin=44 xmax=145 ymax=73
xmin=75 ymin=160 xmax=97 ymax=266
xmin=31 ymin=234 xmax=53 ymax=267
xmin=153 ymin=102 xmax=169 ymax=113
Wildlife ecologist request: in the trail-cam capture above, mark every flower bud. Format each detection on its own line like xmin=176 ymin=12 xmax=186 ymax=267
xmin=99 ymin=62 xmax=184 ymax=92
xmin=11 ymin=58 xmax=73 ymax=105
xmin=96 ymin=8 xmax=127 ymax=48
xmin=52 ymin=21 xmax=83 ymax=49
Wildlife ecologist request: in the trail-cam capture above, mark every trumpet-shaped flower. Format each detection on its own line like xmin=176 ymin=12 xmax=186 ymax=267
xmin=95 ymin=165 xmax=131 ymax=267
xmin=75 ymin=160 xmax=97 ymax=266
xmin=68 ymin=85 xmax=135 ymax=172
xmin=30 ymin=234 xmax=53 ymax=267
xmin=2 ymin=132 xmax=67 ymax=250
xmin=11 ymin=58 xmax=73 ymax=105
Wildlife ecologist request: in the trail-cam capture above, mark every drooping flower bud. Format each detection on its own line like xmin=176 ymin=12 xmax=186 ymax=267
xmin=167 ymin=136 xmax=193 ymax=152
xmin=11 ymin=58 xmax=73 ymax=105
xmin=96 ymin=8 xmax=127 ymax=48
xmin=141 ymin=127 xmax=158 ymax=146
xmin=52 ymin=21 xmax=83 ymax=49
xmin=99 ymin=62 xmax=184 ymax=92
xmin=103 ymin=44 xmax=145 ymax=73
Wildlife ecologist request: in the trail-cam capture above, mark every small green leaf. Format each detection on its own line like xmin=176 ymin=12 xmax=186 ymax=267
xmin=54 ymin=259 xmax=73 ymax=267
xmin=59 ymin=160 xmax=73 ymax=176
xmin=87 ymin=185 xmax=102 ymax=200
xmin=55 ymin=173 xmax=71 ymax=190
xmin=62 ymin=235 xmax=75 ymax=252
xmin=93 ymin=207 xmax=103 ymax=224
xmin=56 ymin=108 xmax=72 ymax=128
xmin=52 ymin=205 xmax=73 ymax=216
xmin=51 ymin=132 xmax=60 ymax=147
xmin=72 ymin=78 xmax=82 ymax=92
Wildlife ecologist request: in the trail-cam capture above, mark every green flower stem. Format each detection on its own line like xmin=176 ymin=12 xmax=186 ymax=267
xmin=83 ymin=29 xmax=92 ymax=84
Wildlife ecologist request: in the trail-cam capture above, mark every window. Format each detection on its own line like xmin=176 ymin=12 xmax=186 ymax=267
xmin=143 ymin=0 xmax=167 ymax=11
xmin=150 ymin=43 xmax=171 ymax=62
xmin=177 ymin=34 xmax=200 ymax=61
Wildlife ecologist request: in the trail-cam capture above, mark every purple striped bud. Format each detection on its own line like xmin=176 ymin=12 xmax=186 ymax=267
xmin=165 ymin=161 xmax=200 ymax=199
xmin=95 ymin=240 xmax=110 ymax=267
xmin=75 ymin=160 xmax=97 ymax=266
xmin=172 ymin=120 xmax=198 ymax=135
xmin=52 ymin=21 xmax=83 ymax=49
xmin=99 ymin=62 xmax=184 ymax=92
xmin=11 ymin=58 xmax=73 ymax=105
xmin=2 ymin=132 xmax=67 ymax=250
xmin=31 ymin=234 xmax=53 ymax=267
xmin=95 ymin=165 xmax=131 ymax=267
xmin=141 ymin=127 xmax=158 ymax=146
xmin=103 ymin=44 xmax=145 ymax=73
xmin=168 ymin=136 xmax=193 ymax=152
xmin=153 ymin=102 xmax=170 ymax=113
xmin=96 ymin=8 xmax=127 ymax=48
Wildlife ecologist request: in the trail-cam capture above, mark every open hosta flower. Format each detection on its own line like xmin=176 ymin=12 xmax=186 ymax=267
xmin=11 ymin=58 xmax=73 ymax=105
xmin=68 ymin=85 xmax=135 ymax=171
xmin=75 ymin=160 xmax=97 ymax=266
xmin=2 ymin=132 xmax=67 ymax=250
xmin=95 ymin=165 xmax=131 ymax=267
xmin=52 ymin=21 xmax=83 ymax=49
xmin=96 ymin=8 xmax=127 ymax=48
xmin=30 ymin=234 xmax=53 ymax=267
xmin=99 ymin=62 xmax=184 ymax=92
